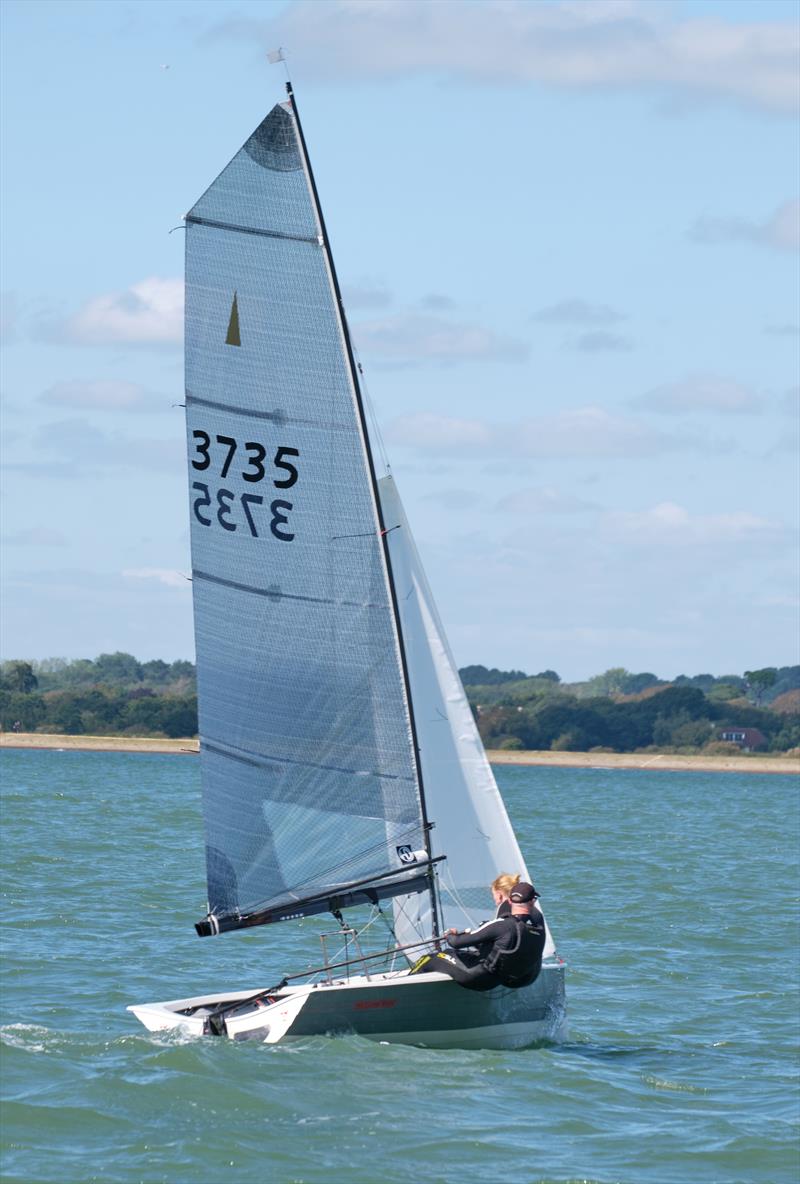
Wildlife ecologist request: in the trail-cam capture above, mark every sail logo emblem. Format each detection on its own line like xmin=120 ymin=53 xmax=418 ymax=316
xmin=226 ymin=292 xmax=241 ymax=346
xmin=396 ymin=845 xmax=417 ymax=864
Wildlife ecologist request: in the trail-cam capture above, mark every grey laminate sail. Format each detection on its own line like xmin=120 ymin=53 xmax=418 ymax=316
xmin=184 ymin=104 xmax=427 ymax=932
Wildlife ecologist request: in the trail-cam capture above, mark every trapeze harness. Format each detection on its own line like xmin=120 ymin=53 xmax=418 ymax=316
xmin=410 ymin=913 xmax=545 ymax=993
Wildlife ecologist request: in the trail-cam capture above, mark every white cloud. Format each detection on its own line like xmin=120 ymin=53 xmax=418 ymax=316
xmin=533 ymin=299 xmax=624 ymax=326
xmin=122 ymin=568 xmax=189 ymax=589
xmin=388 ymin=406 xmax=690 ymax=457
xmin=601 ymin=501 xmax=779 ymax=546
xmin=769 ymin=200 xmax=800 ymax=251
xmin=533 ymin=301 xmax=633 ymax=350
xmin=1 ymin=291 xmax=18 ymax=344
xmin=517 ymin=406 xmax=688 ymax=458
xmin=28 ymin=417 xmax=183 ymax=474
xmin=766 ymin=426 xmax=800 ymax=456
xmin=419 ymin=294 xmax=457 ymax=311
xmin=756 ymin=593 xmax=800 ymax=610
xmin=764 ymin=323 xmax=800 ymax=337
xmin=635 ymin=373 xmax=762 ymax=414
xmin=3 ymin=568 xmax=196 ymax=661
xmin=341 ymin=280 xmax=393 ymax=309
xmin=571 ymin=331 xmax=633 ymax=353
xmin=39 ymin=379 xmax=166 ymax=412
xmin=689 ymin=199 xmax=800 ymax=253
xmin=2 ymin=527 xmax=67 ymax=547
xmin=421 ymin=488 xmax=482 ymax=510
xmin=391 ymin=412 xmax=493 ymax=451
xmin=58 ymin=277 xmax=183 ymax=345
xmin=210 ymin=0 xmax=800 ymax=114
xmin=496 ymin=486 xmax=598 ymax=515
xmin=517 ymin=623 xmax=660 ymax=648
xmin=354 ymin=312 xmax=528 ymax=365
xmin=781 ymin=386 xmax=799 ymax=416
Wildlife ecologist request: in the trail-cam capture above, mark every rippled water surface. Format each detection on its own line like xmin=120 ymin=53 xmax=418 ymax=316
xmin=1 ymin=750 xmax=798 ymax=1184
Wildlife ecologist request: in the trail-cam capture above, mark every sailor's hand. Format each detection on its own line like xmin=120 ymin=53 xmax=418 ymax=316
xmin=445 ymin=928 xmax=457 ymax=936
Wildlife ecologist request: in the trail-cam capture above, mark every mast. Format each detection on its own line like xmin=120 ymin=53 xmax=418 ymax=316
xmin=286 ymin=82 xmax=441 ymax=939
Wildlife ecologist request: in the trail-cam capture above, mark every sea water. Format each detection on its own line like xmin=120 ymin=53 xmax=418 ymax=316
xmin=1 ymin=749 xmax=798 ymax=1184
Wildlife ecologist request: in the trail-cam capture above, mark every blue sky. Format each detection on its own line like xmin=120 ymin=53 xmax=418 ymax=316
xmin=1 ymin=0 xmax=798 ymax=681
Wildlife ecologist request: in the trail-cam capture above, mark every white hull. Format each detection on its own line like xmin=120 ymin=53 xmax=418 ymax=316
xmin=129 ymin=961 xmax=566 ymax=1050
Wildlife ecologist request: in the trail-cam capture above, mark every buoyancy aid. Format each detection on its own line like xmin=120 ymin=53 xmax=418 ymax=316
xmin=482 ymin=916 xmax=544 ymax=987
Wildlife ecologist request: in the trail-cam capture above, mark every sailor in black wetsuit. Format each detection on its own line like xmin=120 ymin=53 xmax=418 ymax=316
xmin=409 ymin=881 xmax=545 ymax=992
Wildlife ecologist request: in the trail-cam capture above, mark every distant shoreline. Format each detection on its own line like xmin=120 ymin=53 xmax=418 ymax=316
xmin=0 ymin=732 xmax=797 ymax=774
xmin=487 ymin=749 xmax=799 ymax=775
xmin=0 ymin=733 xmax=198 ymax=755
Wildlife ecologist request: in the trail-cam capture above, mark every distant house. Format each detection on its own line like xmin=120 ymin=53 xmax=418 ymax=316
xmin=719 ymin=727 xmax=767 ymax=752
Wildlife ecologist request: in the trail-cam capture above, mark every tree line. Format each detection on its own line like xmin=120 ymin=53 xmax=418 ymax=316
xmin=0 ymin=655 xmax=196 ymax=739
xmin=460 ymin=665 xmax=799 ymax=755
xmin=458 ymin=663 xmax=798 ymax=706
xmin=0 ymin=655 xmax=797 ymax=752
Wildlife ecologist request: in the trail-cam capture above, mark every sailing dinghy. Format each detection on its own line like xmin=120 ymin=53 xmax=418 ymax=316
xmin=129 ymin=86 xmax=566 ymax=1049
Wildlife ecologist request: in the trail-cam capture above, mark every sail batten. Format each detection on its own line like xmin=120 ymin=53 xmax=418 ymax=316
xmin=186 ymin=394 xmax=353 ymax=431
xmin=186 ymin=212 xmax=320 ymax=245
xmin=193 ymin=568 xmax=394 ymax=611
xmin=203 ymin=738 xmax=417 ymax=788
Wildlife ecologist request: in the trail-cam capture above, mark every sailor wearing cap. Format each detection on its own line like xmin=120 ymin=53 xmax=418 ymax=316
xmin=409 ymin=880 xmax=545 ymax=991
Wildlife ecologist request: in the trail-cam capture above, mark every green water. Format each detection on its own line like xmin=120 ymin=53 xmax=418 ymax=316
xmin=1 ymin=750 xmax=798 ymax=1184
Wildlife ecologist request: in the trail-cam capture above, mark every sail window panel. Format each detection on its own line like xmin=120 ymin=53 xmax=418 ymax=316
xmin=201 ymin=746 xmax=424 ymax=919
xmin=263 ymin=801 xmax=417 ymax=904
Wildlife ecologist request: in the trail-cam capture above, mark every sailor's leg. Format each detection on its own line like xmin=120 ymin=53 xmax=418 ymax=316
xmin=408 ymin=951 xmax=498 ymax=992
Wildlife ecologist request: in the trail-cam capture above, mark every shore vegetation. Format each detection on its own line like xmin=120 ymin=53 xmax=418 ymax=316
xmin=0 ymin=655 xmax=798 ymax=756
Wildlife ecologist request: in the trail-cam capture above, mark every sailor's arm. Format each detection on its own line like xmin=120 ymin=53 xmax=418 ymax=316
xmin=446 ymin=919 xmax=508 ymax=949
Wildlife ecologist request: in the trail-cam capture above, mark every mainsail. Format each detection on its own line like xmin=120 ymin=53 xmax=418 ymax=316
xmin=185 ymin=97 xmax=434 ymax=934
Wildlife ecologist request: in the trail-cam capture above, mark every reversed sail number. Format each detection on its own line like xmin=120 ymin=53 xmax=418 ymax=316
xmin=192 ymin=484 xmax=293 ymax=540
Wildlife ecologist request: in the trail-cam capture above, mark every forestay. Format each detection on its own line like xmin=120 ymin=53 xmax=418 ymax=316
xmin=184 ymin=103 xmax=428 ymax=931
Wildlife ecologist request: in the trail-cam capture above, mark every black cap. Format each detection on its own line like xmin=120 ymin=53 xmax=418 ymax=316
xmin=510 ymin=881 xmax=539 ymax=903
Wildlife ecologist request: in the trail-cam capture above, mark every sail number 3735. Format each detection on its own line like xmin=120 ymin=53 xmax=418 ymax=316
xmin=190 ymin=430 xmax=299 ymax=542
